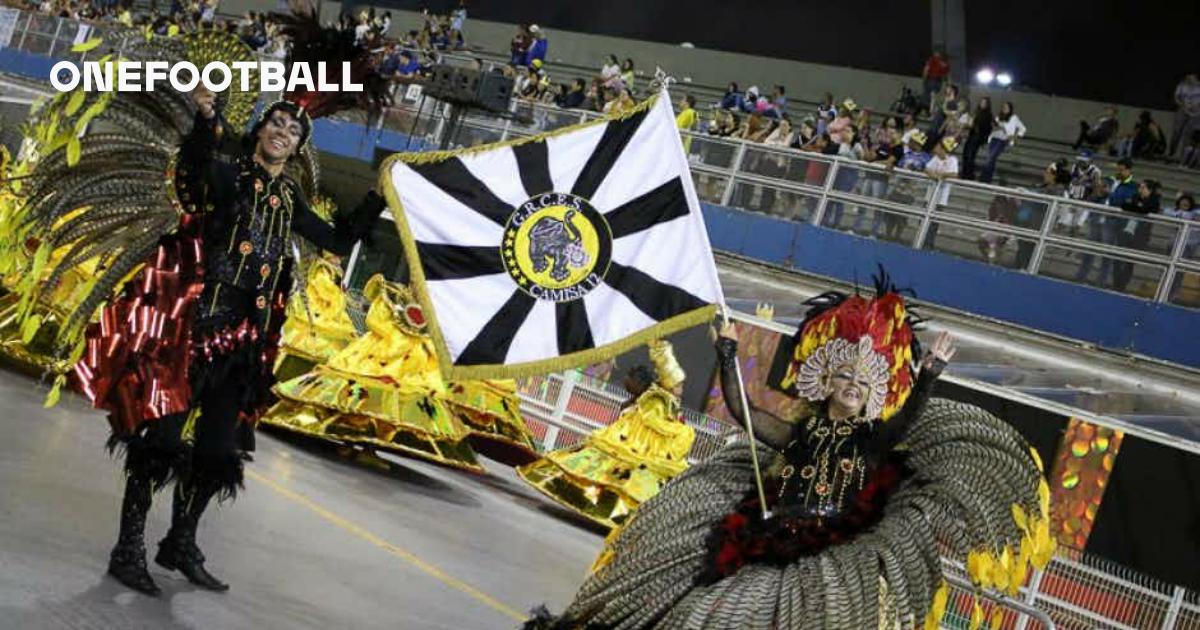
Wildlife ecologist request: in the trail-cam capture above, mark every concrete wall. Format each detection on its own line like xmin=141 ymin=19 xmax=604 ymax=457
xmin=220 ymin=0 xmax=1171 ymax=143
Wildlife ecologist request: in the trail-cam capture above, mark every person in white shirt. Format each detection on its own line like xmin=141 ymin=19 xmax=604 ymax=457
xmin=922 ymin=136 xmax=960 ymax=249
xmin=600 ymin=54 xmax=622 ymax=90
xmin=978 ymin=101 xmax=1026 ymax=184
xmin=926 ymin=136 xmax=959 ymax=198
xmin=353 ymin=17 xmax=371 ymax=45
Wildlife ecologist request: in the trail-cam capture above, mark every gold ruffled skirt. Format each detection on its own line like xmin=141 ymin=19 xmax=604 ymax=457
xmin=444 ymin=380 xmax=539 ymax=465
xmin=262 ymin=367 xmax=484 ymax=473
xmin=516 ymin=442 xmax=683 ymax=529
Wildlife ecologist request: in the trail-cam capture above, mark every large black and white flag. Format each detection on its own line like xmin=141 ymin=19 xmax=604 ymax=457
xmin=379 ymin=93 xmax=723 ymax=379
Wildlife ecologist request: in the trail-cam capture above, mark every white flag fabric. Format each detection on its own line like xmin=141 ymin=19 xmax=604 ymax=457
xmin=379 ymin=93 xmax=723 ymax=379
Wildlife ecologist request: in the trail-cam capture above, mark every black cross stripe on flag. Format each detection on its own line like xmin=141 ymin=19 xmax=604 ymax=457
xmin=405 ymin=107 xmax=709 ymax=367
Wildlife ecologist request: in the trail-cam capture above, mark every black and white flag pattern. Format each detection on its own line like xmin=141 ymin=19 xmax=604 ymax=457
xmin=380 ymin=93 xmax=723 ymax=379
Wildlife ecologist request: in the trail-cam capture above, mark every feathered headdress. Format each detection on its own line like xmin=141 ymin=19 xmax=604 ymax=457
xmin=273 ymin=0 xmax=381 ymax=120
xmin=770 ymin=268 xmax=922 ymax=421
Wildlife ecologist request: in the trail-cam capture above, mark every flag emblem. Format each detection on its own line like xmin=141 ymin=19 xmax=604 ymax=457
xmin=380 ymin=94 xmax=724 ymax=379
xmin=503 ymin=192 xmax=612 ymax=302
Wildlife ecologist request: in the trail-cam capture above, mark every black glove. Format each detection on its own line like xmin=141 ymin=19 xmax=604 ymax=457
xmin=351 ymin=190 xmax=387 ymax=245
xmin=715 ymin=336 xmax=738 ymax=367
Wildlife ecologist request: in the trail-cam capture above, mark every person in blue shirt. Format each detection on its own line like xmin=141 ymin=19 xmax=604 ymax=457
xmin=719 ymin=82 xmax=744 ymax=111
xmin=525 ymin=24 xmax=548 ymax=67
xmin=1075 ymin=157 xmax=1136 ymax=287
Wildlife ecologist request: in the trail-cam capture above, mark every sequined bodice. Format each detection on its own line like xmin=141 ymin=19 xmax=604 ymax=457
xmin=196 ymin=156 xmax=302 ymax=330
xmin=772 ymin=414 xmax=880 ymax=517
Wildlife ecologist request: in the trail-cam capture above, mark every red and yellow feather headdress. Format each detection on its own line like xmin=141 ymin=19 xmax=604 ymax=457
xmin=771 ymin=272 xmax=919 ymax=421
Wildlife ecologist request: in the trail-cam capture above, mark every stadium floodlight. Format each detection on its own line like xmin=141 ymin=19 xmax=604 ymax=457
xmin=996 ymin=72 xmax=1013 ymax=87
xmin=974 ymin=67 xmax=995 ymax=85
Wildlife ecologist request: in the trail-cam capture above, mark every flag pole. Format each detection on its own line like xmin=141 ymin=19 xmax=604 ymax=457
xmin=655 ymin=80 xmax=770 ymax=519
xmin=721 ymin=305 xmax=771 ymax=520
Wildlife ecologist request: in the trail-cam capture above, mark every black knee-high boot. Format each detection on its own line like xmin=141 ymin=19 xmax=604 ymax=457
xmin=108 ymin=471 xmax=161 ymax=596
xmin=155 ymin=476 xmax=229 ymax=591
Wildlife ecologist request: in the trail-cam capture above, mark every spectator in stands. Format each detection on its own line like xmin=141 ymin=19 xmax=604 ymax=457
xmin=739 ymin=86 xmax=758 ymax=114
xmin=816 ymin=92 xmax=837 ymax=136
xmin=823 ymin=124 xmax=866 ymax=229
xmin=960 ymin=96 xmax=993 ymax=180
xmin=450 ymin=1 xmax=467 ymax=37
xmin=1076 ymin=157 xmax=1136 ymax=286
xmin=872 ymin=116 xmax=898 ymax=152
xmin=927 ymin=137 xmax=961 ymax=182
xmin=510 ymin=24 xmax=530 ymax=66
xmin=620 ymin=58 xmax=636 ymax=94
xmin=891 ymin=85 xmax=921 ymax=116
xmin=708 ymin=110 xmax=738 ymax=138
xmin=676 ymin=94 xmax=698 ymax=131
xmin=763 ymin=116 xmax=793 ymax=147
xmin=757 ymin=118 xmax=794 ymax=214
xmin=376 ymin=46 xmax=410 ymax=84
xmin=1073 ymin=106 xmax=1120 ymax=151
xmin=928 ymin=83 xmax=961 ymax=141
xmin=676 ymin=94 xmax=699 ymax=152
xmin=1052 ymin=150 xmax=1104 ymax=235
xmin=900 ymin=130 xmax=931 ymax=171
xmin=979 ymin=101 xmax=1026 ymax=183
xmin=1181 ymin=129 xmax=1200 ymax=169
xmin=516 ymin=65 xmax=541 ymax=100
xmin=827 ymin=99 xmax=856 ymax=140
xmin=719 ymin=82 xmax=744 ymax=111
xmin=900 ymin=113 xmax=921 ymax=146
xmin=739 ymin=112 xmax=772 ymax=143
xmin=1116 ymin=110 xmax=1167 ymax=159
xmin=922 ymin=136 xmax=960 ymax=249
xmin=853 ymin=109 xmax=872 ymax=141
xmin=353 ymin=14 xmax=372 ymax=46
xmin=922 ymin=46 xmax=950 ymax=113
xmin=792 ymin=115 xmax=818 ymax=147
xmin=1171 ymin=74 xmax=1200 ymax=160
xmin=556 ymin=79 xmax=586 ymax=109
xmin=769 ymin=85 xmax=787 ymax=119
xmin=978 ymin=194 xmax=1018 ymax=263
xmin=1112 ymin=179 xmax=1162 ymax=292
xmin=604 ymin=88 xmax=636 ymax=116
xmin=1164 ymin=193 xmax=1197 ymax=258
xmin=855 ymin=123 xmax=903 ymax=237
xmin=600 ymin=55 xmax=622 ymax=90
xmin=525 ymin=25 xmax=548 ymax=67
xmin=199 ymin=0 xmax=216 ymax=24
xmin=431 ymin=20 xmax=452 ymax=50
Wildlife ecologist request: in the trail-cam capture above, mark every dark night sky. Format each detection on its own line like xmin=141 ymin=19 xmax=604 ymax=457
xmin=401 ymin=1 xmax=1197 ymax=110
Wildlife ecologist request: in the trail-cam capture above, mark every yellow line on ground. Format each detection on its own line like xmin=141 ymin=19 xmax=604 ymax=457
xmin=246 ymin=469 xmax=528 ymax=623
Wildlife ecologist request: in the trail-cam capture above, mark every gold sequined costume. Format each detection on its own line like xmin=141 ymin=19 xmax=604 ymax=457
xmin=517 ymin=340 xmax=694 ymax=528
xmin=272 ymin=256 xmax=357 ymax=382
xmin=444 ymin=378 xmax=539 ymax=465
xmin=261 ymin=275 xmax=482 ymax=472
